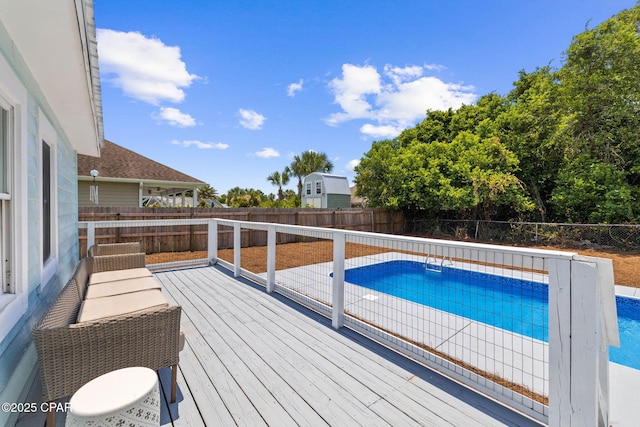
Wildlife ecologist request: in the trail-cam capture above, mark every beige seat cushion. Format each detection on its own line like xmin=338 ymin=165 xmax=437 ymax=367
xmin=179 ymin=330 xmax=185 ymax=351
xmin=89 ymin=267 xmax=152 ymax=285
xmin=77 ymin=289 xmax=168 ymax=323
xmin=85 ymin=276 xmax=162 ymax=299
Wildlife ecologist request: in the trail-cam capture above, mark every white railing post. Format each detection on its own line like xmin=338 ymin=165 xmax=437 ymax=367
xmin=332 ymin=231 xmax=345 ymax=329
xmin=569 ymin=258 xmax=600 ymax=427
xmin=548 ymin=257 xmax=572 ymax=427
xmin=233 ymin=222 xmax=241 ymax=278
xmin=208 ymin=219 xmax=218 ymax=265
xmin=266 ymin=225 xmax=276 ymax=293
xmin=86 ymin=222 xmax=95 ymax=255
xmin=549 ymin=256 xmax=618 ymax=427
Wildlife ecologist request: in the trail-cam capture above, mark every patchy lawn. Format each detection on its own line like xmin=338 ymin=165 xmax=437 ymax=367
xmin=146 ymin=240 xmax=640 ymax=288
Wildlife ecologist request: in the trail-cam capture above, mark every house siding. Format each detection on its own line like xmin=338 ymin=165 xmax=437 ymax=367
xmin=0 ymin=33 xmax=80 ymax=427
xmin=78 ymin=180 xmax=140 ymax=207
xmin=58 ymin=135 xmax=80 ymax=280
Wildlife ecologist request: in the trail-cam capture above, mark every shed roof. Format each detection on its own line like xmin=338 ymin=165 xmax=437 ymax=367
xmin=304 ymin=173 xmax=351 ymax=195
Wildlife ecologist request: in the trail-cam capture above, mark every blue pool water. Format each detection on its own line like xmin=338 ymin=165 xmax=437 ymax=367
xmin=344 ymin=260 xmax=640 ymax=370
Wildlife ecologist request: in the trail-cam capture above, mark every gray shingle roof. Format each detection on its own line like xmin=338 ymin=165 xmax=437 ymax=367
xmin=78 ymin=140 xmax=205 ymax=184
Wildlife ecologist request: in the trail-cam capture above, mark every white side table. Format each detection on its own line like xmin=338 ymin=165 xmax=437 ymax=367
xmin=66 ymin=367 xmax=160 ymax=426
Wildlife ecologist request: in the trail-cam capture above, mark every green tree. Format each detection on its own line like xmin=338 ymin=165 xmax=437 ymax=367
xmin=397 ymin=109 xmax=455 ymax=148
xmin=496 ymin=67 xmax=564 ymax=221
xmin=259 ymin=189 xmax=298 ymax=208
xmin=266 ymin=170 xmax=290 ymax=201
xmin=197 ymin=184 xmax=218 ymax=200
xmin=558 ymin=6 xmax=640 ymax=175
xmin=355 ymin=132 xmax=533 ymax=220
xmin=550 ymin=155 xmax=634 ymax=223
xmin=225 ymin=187 xmax=265 ymax=207
xmin=352 ymin=140 xmax=398 ymax=208
xmin=285 ymin=150 xmax=334 ymax=203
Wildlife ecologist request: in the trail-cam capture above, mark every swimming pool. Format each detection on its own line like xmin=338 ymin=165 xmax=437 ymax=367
xmin=344 ymin=260 xmax=640 ymax=370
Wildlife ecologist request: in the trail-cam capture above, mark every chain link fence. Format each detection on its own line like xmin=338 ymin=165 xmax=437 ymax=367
xmin=406 ymin=219 xmax=640 ymax=252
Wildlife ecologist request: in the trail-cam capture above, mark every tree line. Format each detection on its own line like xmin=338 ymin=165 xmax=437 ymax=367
xmin=355 ymin=5 xmax=640 ymax=224
xmin=209 ymin=150 xmax=334 ymax=208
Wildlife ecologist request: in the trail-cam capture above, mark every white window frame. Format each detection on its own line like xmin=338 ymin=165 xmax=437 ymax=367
xmin=306 ymin=183 xmax=311 ymax=195
xmin=315 ymin=181 xmax=322 ymax=195
xmin=0 ymin=52 xmax=29 ymax=342
xmin=0 ymin=97 xmax=13 ymax=297
xmin=39 ymin=109 xmax=57 ymax=288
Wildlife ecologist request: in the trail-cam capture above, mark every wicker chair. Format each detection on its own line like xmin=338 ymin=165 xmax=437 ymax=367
xmin=32 ymin=254 xmax=181 ymax=427
xmin=87 ymin=241 xmax=143 ymax=256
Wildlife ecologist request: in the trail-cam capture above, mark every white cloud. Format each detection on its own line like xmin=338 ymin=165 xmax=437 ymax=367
xmin=154 ymin=107 xmax=196 ymax=127
xmin=383 ymin=64 xmax=424 ymax=86
xmin=326 ymin=63 xmax=476 ymax=138
xmin=254 ymin=147 xmax=280 ymax=158
xmin=377 ymin=77 xmax=475 ymax=122
xmin=238 ymin=109 xmax=266 ymax=130
xmin=346 ymin=159 xmax=360 ymax=172
xmin=97 ymin=29 xmax=198 ymax=105
xmin=287 ymin=79 xmax=304 ymax=97
xmin=360 ymin=124 xmax=405 ymax=139
xmin=424 ymin=63 xmax=446 ymax=71
xmin=171 ymin=140 xmax=228 ymax=150
xmin=326 ymin=64 xmax=381 ymax=125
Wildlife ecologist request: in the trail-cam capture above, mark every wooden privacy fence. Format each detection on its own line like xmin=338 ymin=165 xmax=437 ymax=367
xmin=78 ymin=207 xmax=404 ymax=255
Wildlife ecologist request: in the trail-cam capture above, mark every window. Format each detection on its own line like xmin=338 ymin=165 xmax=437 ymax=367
xmin=39 ymin=109 xmax=57 ymax=287
xmin=0 ymin=102 xmax=12 ymax=294
xmin=315 ymin=181 xmax=322 ymax=195
xmin=0 ymin=53 xmax=28 ymax=341
xmin=306 ymin=183 xmax=311 ymax=195
xmin=42 ymin=141 xmax=51 ymax=262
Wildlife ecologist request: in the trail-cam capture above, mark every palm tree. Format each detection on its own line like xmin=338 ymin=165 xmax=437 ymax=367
xmin=286 ymin=150 xmax=333 ymax=203
xmin=267 ymin=170 xmax=290 ymax=201
xmin=197 ymin=184 xmax=218 ymax=200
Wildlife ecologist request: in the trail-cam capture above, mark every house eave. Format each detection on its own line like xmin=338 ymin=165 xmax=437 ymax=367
xmin=0 ymin=0 xmax=103 ymax=156
xmin=79 ymin=176 xmax=203 ymax=185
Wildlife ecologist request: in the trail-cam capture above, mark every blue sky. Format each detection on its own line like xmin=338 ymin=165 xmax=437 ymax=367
xmin=94 ymin=0 xmax=636 ymax=195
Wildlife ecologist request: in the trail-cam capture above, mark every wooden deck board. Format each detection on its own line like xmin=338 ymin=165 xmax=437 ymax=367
xmin=154 ymin=266 xmax=541 ymax=427
xmin=179 ymin=269 xmax=439 ymax=426
xmin=161 ymin=273 xmax=272 ymax=427
xmin=163 ymin=269 xmax=361 ymax=426
xmin=186 ymin=267 xmax=511 ymax=426
xmin=158 ymin=365 xmax=206 ymax=427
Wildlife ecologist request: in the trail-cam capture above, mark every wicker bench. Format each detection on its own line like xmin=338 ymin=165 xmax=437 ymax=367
xmin=32 ymin=248 xmax=182 ymax=427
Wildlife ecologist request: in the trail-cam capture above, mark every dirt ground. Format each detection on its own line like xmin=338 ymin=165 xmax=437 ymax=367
xmin=146 ymin=240 xmax=640 ymax=288
xmin=537 ymin=247 xmax=640 ymax=288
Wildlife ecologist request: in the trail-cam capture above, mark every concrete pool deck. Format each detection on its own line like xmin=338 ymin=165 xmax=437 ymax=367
xmin=609 ymin=362 xmax=640 ymax=425
xmin=615 ymin=284 xmax=640 ymax=299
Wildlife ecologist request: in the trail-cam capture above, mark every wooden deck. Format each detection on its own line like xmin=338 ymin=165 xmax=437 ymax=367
xmin=154 ymin=265 xmax=540 ymax=426
xmin=17 ymin=265 xmax=542 ymax=426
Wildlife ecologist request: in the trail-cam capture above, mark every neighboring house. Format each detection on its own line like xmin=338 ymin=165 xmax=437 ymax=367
xmin=302 ymin=173 xmax=351 ymax=208
xmin=350 ymin=185 xmax=367 ymax=208
xmin=77 ymin=140 xmax=206 ymax=207
xmin=0 ymin=1 xmax=103 ymax=425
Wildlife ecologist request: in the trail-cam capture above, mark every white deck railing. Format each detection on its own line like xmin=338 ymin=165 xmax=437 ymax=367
xmin=80 ymin=218 xmax=619 ymax=426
